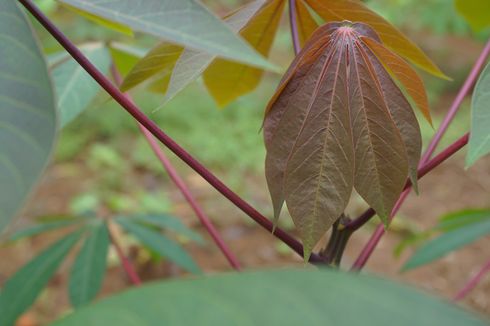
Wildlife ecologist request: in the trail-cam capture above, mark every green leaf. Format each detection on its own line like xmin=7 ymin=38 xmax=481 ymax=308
xmin=467 ymin=62 xmax=490 ymax=167
xmin=455 ymin=0 xmax=490 ymax=32
xmin=403 ymin=218 xmax=490 ymax=271
xmin=61 ymin=3 xmax=134 ymax=36
xmin=53 ymin=269 xmax=488 ymax=326
xmin=58 ymin=0 xmax=275 ymax=71
xmin=0 ymin=231 xmax=82 ymax=325
xmin=437 ymin=209 xmax=490 ymax=231
xmin=9 ymin=218 xmax=85 ymax=241
xmin=51 ymin=44 xmax=111 ymax=127
xmin=0 ymin=0 xmax=57 ymax=232
xmin=129 ymin=214 xmax=204 ymax=244
xmin=69 ymin=221 xmax=110 ymax=307
xmin=116 ymin=217 xmax=201 ymax=274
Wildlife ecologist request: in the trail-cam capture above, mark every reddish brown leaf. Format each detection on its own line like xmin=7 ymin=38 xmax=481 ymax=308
xmin=264 ymin=22 xmax=422 ymax=259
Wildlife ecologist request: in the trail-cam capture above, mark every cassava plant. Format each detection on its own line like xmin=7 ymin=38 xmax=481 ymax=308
xmin=0 ymin=0 xmax=490 ymax=325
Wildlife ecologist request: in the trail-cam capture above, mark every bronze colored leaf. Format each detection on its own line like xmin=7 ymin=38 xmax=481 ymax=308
xmin=203 ymin=0 xmax=286 ymax=107
xmin=304 ymin=0 xmax=448 ymax=79
xmin=264 ymin=22 xmax=423 ymax=259
xmin=362 ymin=36 xmax=432 ymax=125
xmin=295 ymin=0 xmax=319 ymax=47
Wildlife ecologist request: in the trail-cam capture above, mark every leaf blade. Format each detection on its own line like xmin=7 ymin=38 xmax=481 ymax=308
xmin=59 ymin=0 xmax=275 ymax=70
xmin=0 ymin=231 xmax=82 ymax=325
xmin=69 ymin=221 xmax=110 ymax=307
xmin=305 ymin=0 xmax=448 ymax=79
xmin=403 ymin=219 xmax=490 ymax=271
xmin=52 ymin=44 xmax=111 ymax=127
xmin=116 ymin=217 xmax=201 ymax=274
xmin=0 ymin=0 xmax=57 ymax=232
xmin=467 ymin=62 xmax=490 ymax=167
xmin=54 ymin=269 xmax=488 ymax=326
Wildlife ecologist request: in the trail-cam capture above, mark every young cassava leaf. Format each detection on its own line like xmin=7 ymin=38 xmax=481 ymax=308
xmin=295 ymin=0 xmax=320 ymax=48
xmin=455 ymin=0 xmax=490 ymax=32
xmin=264 ymin=22 xmax=423 ymax=259
xmin=203 ymin=0 xmax=286 ymax=107
xmin=304 ymin=0 xmax=448 ymax=79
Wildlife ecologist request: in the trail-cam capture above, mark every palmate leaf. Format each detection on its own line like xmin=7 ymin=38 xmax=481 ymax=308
xmin=0 ymin=0 xmax=57 ymax=232
xmin=305 ymin=0 xmax=449 ymax=79
xmin=58 ymin=0 xmax=274 ymax=71
xmin=69 ymin=221 xmax=110 ymax=307
xmin=0 ymin=231 xmax=83 ymax=326
xmin=264 ymin=22 xmax=424 ymax=259
xmin=53 ymin=269 xmax=488 ymax=326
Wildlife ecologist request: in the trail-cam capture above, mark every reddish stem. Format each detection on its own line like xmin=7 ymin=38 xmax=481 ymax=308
xmin=421 ymin=40 xmax=490 ymax=165
xmin=110 ymin=67 xmax=241 ymax=271
xmin=351 ymin=134 xmax=470 ymax=270
xmin=18 ymin=0 xmax=324 ymax=264
xmin=288 ymin=0 xmax=301 ymax=55
xmin=107 ymin=223 xmax=142 ymax=285
xmin=454 ymin=259 xmax=490 ymax=301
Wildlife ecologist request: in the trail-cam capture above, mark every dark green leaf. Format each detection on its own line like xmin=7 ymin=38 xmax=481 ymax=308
xmin=0 ymin=231 xmax=82 ymax=325
xmin=116 ymin=217 xmax=200 ymax=274
xmin=403 ymin=219 xmax=490 ymax=271
xmin=130 ymin=214 xmax=204 ymax=244
xmin=58 ymin=0 xmax=275 ymax=70
xmin=69 ymin=221 xmax=110 ymax=307
xmin=467 ymin=62 xmax=490 ymax=167
xmin=0 ymin=0 xmax=57 ymax=232
xmin=51 ymin=44 xmax=111 ymax=127
xmin=53 ymin=269 xmax=488 ymax=326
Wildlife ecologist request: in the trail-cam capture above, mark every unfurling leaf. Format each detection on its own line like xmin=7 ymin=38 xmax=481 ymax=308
xmin=264 ymin=22 xmax=423 ymax=259
xmin=203 ymin=0 xmax=286 ymax=107
xmin=304 ymin=0 xmax=448 ymax=79
xmin=295 ymin=0 xmax=319 ymax=47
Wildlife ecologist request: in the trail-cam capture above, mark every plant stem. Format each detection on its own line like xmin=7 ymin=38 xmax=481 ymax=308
xmin=351 ymin=133 xmax=470 ymax=270
xmin=18 ymin=0 xmax=324 ymax=264
xmin=288 ymin=0 xmax=301 ymax=55
xmin=110 ymin=67 xmax=241 ymax=271
xmin=107 ymin=222 xmax=142 ymax=285
xmin=453 ymin=259 xmax=490 ymax=301
xmin=421 ymin=39 xmax=490 ymax=165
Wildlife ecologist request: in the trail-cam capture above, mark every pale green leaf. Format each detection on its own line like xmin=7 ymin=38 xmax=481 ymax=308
xmin=109 ymin=42 xmax=147 ymax=77
xmin=403 ymin=218 xmax=490 ymax=271
xmin=69 ymin=221 xmax=110 ymax=307
xmin=116 ymin=217 xmax=200 ymax=274
xmin=51 ymin=43 xmax=111 ymax=127
xmin=53 ymin=269 xmax=488 ymax=326
xmin=58 ymin=0 xmax=275 ymax=70
xmin=0 ymin=0 xmax=57 ymax=232
xmin=467 ymin=62 xmax=490 ymax=166
xmin=0 ymin=231 xmax=82 ymax=325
